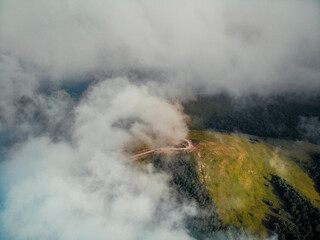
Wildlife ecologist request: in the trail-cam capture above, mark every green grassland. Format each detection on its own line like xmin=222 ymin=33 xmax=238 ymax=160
xmin=188 ymin=130 xmax=320 ymax=236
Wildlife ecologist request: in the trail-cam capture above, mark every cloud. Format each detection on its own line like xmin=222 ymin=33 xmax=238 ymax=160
xmin=1 ymin=138 xmax=193 ymax=240
xmin=74 ymin=78 xmax=187 ymax=151
xmin=0 ymin=79 xmax=193 ymax=240
xmin=298 ymin=116 xmax=320 ymax=144
xmin=0 ymin=55 xmax=39 ymax=130
xmin=1 ymin=0 xmax=320 ymax=131
xmin=1 ymin=0 xmax=320 ymax=97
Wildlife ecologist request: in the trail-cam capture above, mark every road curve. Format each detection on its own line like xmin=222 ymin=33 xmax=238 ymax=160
xmin=128 ymin=139 xmax=194 ymax=161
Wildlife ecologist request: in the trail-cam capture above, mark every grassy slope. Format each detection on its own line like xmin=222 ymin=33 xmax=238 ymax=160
xmin=188 ymin=130 xmax=320 ymax=236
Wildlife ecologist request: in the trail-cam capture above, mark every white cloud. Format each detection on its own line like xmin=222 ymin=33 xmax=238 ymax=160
xmin=1 ymin=0 xmax=319 ymax=130
xmin=0 ymin=79 xmax=193 ymax=240
xmin=1 ymin=0 xmax=319 ymax=96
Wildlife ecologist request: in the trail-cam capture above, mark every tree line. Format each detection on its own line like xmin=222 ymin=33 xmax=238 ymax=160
xmin=267 ymin=175 xmax=320 ymax=240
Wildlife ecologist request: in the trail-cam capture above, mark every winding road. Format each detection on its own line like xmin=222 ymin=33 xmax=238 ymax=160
xmin=128 ymin=139 xmax=195 ymax=161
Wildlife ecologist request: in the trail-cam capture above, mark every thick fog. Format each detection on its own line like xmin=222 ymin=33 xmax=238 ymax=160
xmin=1 ymin=0 xmax=320 ymax=239
xmin=1 ymin=0 xmax=320 ymax=125
xmin=1 ymin=79 xmax=193 ymax=240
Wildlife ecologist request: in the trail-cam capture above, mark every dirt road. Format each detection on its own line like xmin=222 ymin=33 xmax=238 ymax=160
xmin=128 ymin=139 xmax=194 ymax=161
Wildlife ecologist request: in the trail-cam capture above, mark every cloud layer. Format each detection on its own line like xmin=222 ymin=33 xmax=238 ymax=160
xmin=1 ymin=79 xmax=192 ymax=240
xmin=1 ymin=0 xmax=320 ymax=95
xmin=1 ymin=0 xmax=320 ymax=128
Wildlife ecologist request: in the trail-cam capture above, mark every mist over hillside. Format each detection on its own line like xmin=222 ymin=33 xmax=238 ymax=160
xmin=184 ymin=93 xmax=320 ymax=143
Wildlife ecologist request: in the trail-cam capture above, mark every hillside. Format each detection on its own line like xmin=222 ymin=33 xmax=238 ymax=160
xmin=188 ymin=130 xmax=320 ymax=237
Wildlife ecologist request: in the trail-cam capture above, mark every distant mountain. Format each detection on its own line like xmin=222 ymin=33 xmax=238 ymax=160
xmin=184 ymin=94 xmax=320 ymax=144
